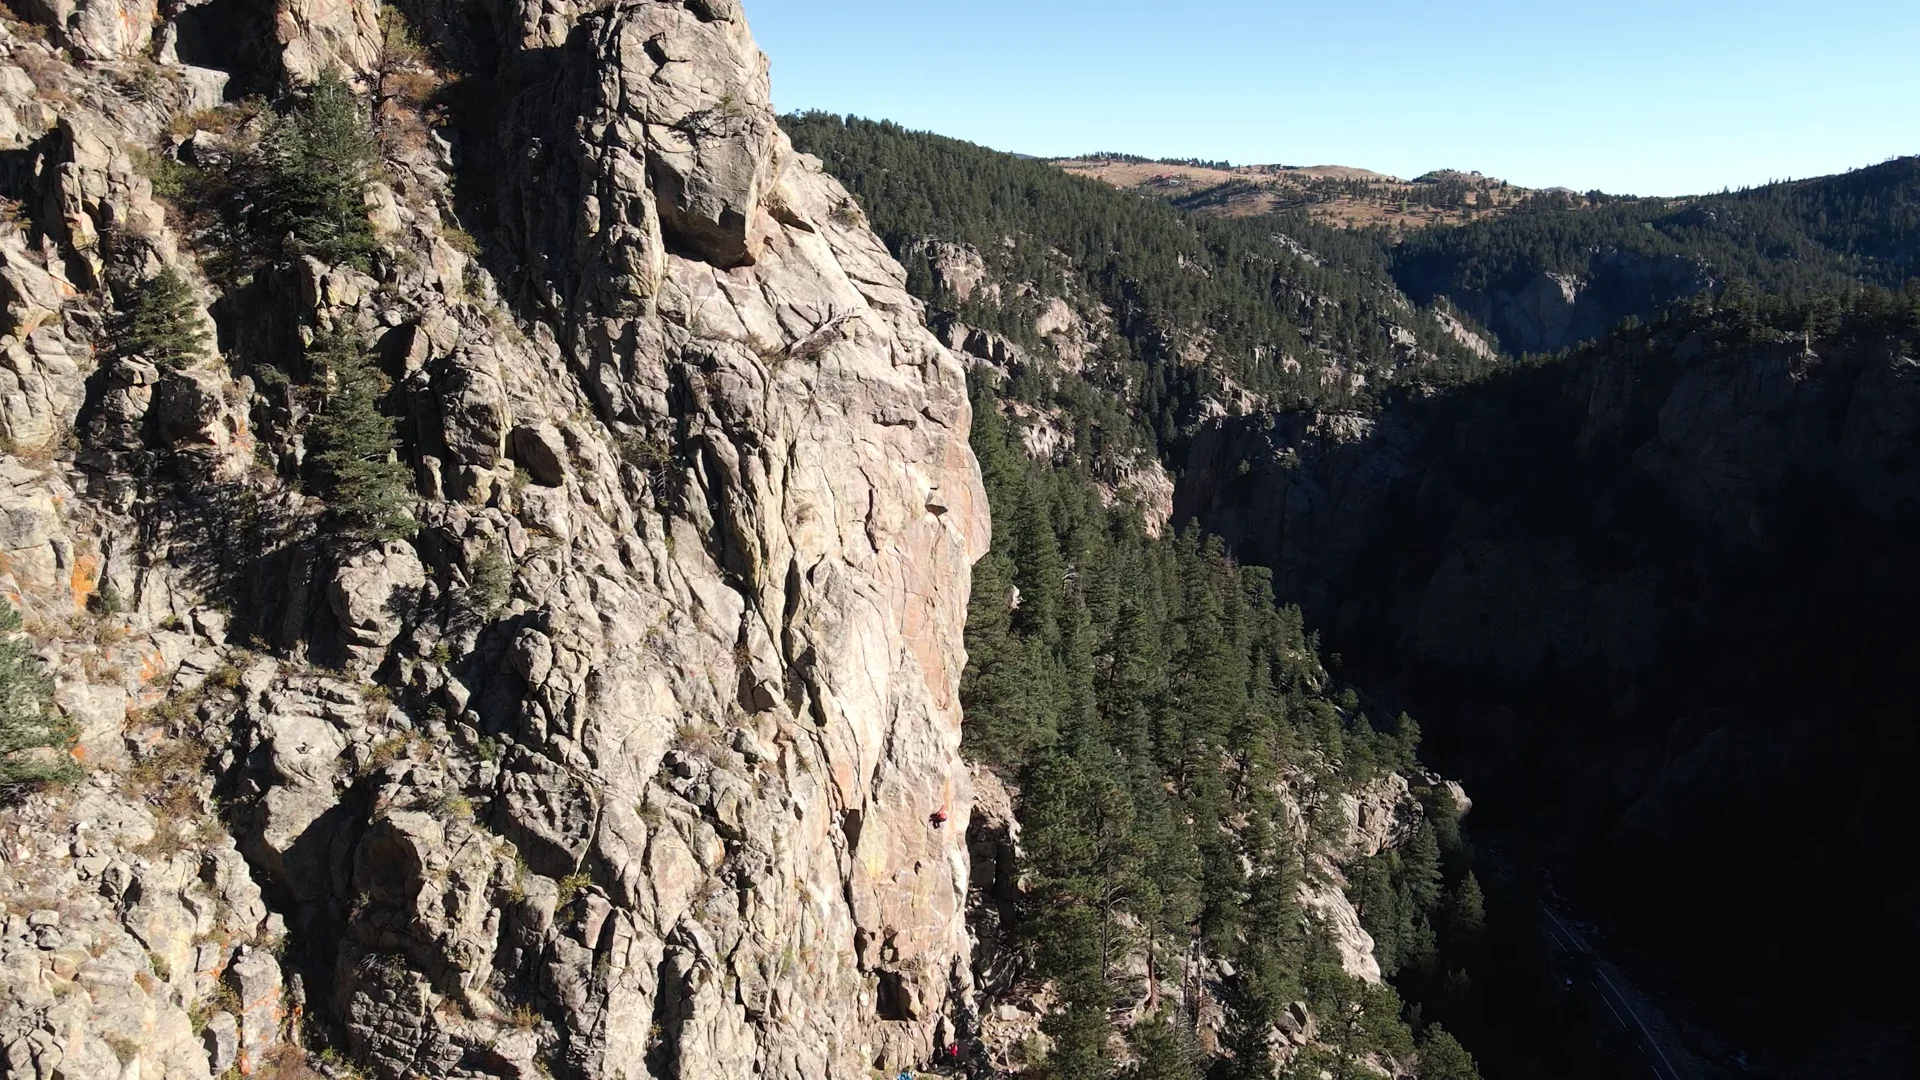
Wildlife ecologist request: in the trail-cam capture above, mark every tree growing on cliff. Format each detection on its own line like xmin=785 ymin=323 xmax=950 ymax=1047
xmin=0 ymin=606 xmax=78 ymax=792
xmin=253 ymin=70 xmax=380 ymax=268
xmin=307 ymin=329 xmax=415 ymax=542
xmin=114 ymin=267 xmax=210 ymax=370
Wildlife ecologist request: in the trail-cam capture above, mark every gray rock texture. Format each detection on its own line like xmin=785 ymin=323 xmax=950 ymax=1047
xmin=0 ymin=3 xmax=987 ymax=1079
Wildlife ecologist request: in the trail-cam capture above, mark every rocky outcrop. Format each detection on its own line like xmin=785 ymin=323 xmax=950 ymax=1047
xmin=903 ymin=238 xmax=993 ymax=305
xmin=13 ymin=0 xmax=157 ymax=60
xmin=0 ymin=3 xmax=1491 ymax=1078
xmin=937 ymin=318 xmax=1029 ymax=374
xmin=1176 ymin=407 xmax=1426 ymax=614
xmin=0 ymin=4 xmax=989 ymax=1080
xmin=1399 ymin=249 xmax=1713 ymax=356
xmin=1182 ymin=321 xmax=1920 ymax=690
xmin=264 ymin=4 xmax=987 ymax=1077
xmin=1432 ymin=306 xmax=1498 ymax=364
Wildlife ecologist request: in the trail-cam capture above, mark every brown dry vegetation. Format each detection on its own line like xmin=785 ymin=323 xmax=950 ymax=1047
xmin=1056 ymin=157 xmax=1540 ymax=233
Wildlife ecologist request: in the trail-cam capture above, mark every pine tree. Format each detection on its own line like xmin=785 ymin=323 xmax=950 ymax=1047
xmin=1037 ymin=1001 xmax=1113 ymax=1080
xmin=1124 ymin=1011 xmax=1197 ymax=1080
xmin=961 ymin=549 xmax=1049 ymax=766
xmin=115 ymin=267 xmax=210 ymax=370
xmin=0 ymin=606 xmax=78 ymax=791
xmin=1057 ymin=588 xmax=1103 ymax=755
xmin=1443 ymin=873 xmax=1487 ymax=951
xmin=1416 ymin=1026 xmax=1481 ymax=1080
xmin=1216 ymin=978 xmax=1280 ymax=1080
xmin=1022 ymin=753 xmax=1107 ymax=996
xmin=308 ymin=329 xmax=415 ymax=542
xmin=1010 ymin=478 xmax=1065 ymax=641
xmin=253 ymin=70 xmax=381 ymax=268
xmin=1402 ymin=824 xmax=1444 ymax=913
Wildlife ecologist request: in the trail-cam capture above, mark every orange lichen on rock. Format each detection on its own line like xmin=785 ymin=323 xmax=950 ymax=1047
xmin=68 ymin=553 xmax=98 ymax=612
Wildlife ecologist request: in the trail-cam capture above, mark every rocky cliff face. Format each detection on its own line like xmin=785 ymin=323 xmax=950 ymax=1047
xmin=1177 ymin=305 xmax=1920 ymax=1066
xmin=1181 ymin=317 xmax=1920 ymax=687
xmin=0 ymin=4 xmax=993 ymax=1080
xmin=1396 ymin=249 xmax=1713 ymax=356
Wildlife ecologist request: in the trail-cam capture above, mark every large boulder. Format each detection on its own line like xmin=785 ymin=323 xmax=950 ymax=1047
xmin=0 ymin=239 xmax=73 ymax=344
xmin=433 ymin=352 xmax=509 ymax=471
xmin=327 ymin=541 xmax=429 ymax=648
xmin=611 ymin=0 xmax=783 ymax=269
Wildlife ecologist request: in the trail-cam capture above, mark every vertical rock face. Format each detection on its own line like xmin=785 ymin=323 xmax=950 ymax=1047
xmin=1396 ymin=250 xmax=1714 ymax=356
xmin=431 ymin=7 xmax=990 ymax=1075
xmin=0 ymin=2 xmax=988 ymax=1079
xmin=287 ymin=3 xmax=990 ymax=1077
xmin=14 ymin=0 xmax=158 ymax=60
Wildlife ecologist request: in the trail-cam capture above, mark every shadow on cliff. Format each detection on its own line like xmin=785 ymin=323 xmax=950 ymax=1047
xmin=385 ymin=0 xmax=583 ymax=350
xmin=1176 ymin=311 xmax=1920 ymax=1066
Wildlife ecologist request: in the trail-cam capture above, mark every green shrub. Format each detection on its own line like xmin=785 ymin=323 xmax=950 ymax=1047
xmin=1417 ymin=1026 xmax=1482 ymax=1080
xmin=129 ymin=147 xmax=198 ymax=202
xmin=0 ymin=606 xmax=79 ymax=792
xmin=114 ymin=267 xmax=209 ymax=371
xmin=307 ymin=330 xmax=416 ymax=542
xmin=555 ymin=871 xmax=592 ymax=906
xmin=464 ymin=546 xmax=512 ymax=620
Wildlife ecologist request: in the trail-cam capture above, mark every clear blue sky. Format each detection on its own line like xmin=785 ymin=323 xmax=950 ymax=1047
xmin=746 ymin=0 xmax=1919 ymax=197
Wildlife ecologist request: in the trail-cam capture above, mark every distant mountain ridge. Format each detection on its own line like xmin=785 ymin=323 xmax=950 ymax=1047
xmin=1063 ymin=151 xmax=1920 ymax=356
xmin=1056 ymin=155 xmax=1544 ymax=232
xmin=1390 ymin=155 xmax=1920 ymax=353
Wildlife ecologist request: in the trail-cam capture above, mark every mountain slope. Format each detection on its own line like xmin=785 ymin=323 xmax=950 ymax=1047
xmin=791 ymin=113 xmax=1920 ymax=1079
xmin=1389 ymin=156 xmax=1920 ymax=353
xmin=1178 ymin=288 xmax=1920 ymax=1076
xmin=784 ymin=113 xmax=1501 ymax=449
xmin=0 ymin=6 xmax=1503 ymax=1080
xmin=1057 ymin=156 xmax=1539 ymax=232
xmin=786 ymin=114 xmax=1628 ymax=1080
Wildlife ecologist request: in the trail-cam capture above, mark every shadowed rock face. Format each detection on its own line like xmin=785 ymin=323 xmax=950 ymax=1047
xmin=1178 ymin=318 xmax=1920 ymax=1056
xmin=0 ymin=2 xmax=988 ymax=1078
xmin=1397 ymin=249 xmax=1713 ymax=356
xmin=1180 ymin=324 xmax=1920 ymax=696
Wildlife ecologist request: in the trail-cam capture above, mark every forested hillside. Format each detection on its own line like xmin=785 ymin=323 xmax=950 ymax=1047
xmin=1388 ymin=156 xmax=1919 ymax=354
xmin=3 ymin=0 xmax=1909 ymax=1078
xmin=1065 ymin=148 xmax=1920 ymax=357
xmin=785 ymin=113 xmax=1623 ymax=1080
xmin=1394 ymin=156 xmax=1920 ymax=300
xmin=790 ymin=108 xmax=1920 ymax=1080
xmin=784 ymin=113 xmax=1498 ymax=454
xmin=1053 ymin=157 xmax=1533 ymax=233
xmin=960 ymin=373 xmax=1600 ymax=1080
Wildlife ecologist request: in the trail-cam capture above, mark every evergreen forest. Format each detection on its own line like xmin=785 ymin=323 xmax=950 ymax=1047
xmin=785 ymin=110 xmax=1920 ymax=1080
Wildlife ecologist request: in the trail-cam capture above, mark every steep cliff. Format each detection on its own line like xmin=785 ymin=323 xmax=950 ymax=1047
xmin=0 ymin=2 xmax=1521 ymax=1079
xmin=1393 ymin=248 xmax=1712 ymax=356
xmin=1177 ymin=293 xmax=1920 ymax=1069
xmin=0 ymin=3 xmax=995 ymax=1079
